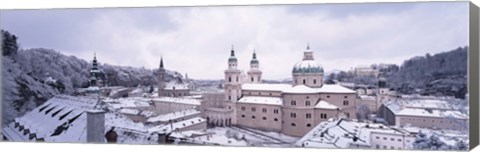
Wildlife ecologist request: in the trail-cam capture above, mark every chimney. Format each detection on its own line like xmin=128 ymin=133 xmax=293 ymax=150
xmin=86 ymin=109 xmax=106 ymax=143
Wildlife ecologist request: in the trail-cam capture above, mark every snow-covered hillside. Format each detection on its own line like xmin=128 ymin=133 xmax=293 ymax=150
xmin=2 ymin=48 xmax=181 ymax=125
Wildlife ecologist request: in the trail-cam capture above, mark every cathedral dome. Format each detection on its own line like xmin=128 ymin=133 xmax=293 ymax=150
xmin=292 ymin=60 xmax=324 ymax=74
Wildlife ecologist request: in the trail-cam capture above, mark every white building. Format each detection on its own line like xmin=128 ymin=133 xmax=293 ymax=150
xmin=295 ymin=119 xmax=417 ymax=150
xmin=379 ymin=98 xmax=468 ymax=131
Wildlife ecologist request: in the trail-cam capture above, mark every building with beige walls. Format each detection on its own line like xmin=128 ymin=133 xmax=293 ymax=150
xmin=217 ymin=45 xmax=357 ymax=137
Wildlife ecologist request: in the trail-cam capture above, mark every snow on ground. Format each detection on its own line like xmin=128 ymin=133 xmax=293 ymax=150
xmin=170 ymin=127 xmax=298 ymax=147
xmin=171 ymin=128 xmax=248 ymax=146
xmin=237 ymin=127 xmax=299 ymax=143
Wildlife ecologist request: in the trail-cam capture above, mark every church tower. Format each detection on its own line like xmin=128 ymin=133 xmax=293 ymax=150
xmin=158 ymin=57 xmax=166 ymax=97
xmin=89 ymin=52 xmax=100 ymax=87
xmin=224 ymin=45 xmax=242 ymax=102
xmin=247 ymin=50 xmax=262 ymax=83
xmin=376 ymin=73 xmax=390 ymax=110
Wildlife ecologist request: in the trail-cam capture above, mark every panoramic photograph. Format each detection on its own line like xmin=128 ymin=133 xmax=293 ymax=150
xmin=0 ymin=1 xmax=470 ymax=151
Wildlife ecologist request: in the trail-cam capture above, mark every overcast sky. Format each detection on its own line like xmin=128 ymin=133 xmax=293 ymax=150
xmin=0 ymin=2 xmax=469 ymax=80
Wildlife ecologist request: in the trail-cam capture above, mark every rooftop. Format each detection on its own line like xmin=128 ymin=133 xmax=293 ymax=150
xmin=2 ymin=95 xmax=156 ymax=144
xmin=147 ymin=117 xmax=205 ymax=134
xmin=151 ymin=97 xmax=202 ymax=106
xmin=147 ymin=109 xmax=201 ymax=123
xmin=282 ymin=85 xmax=320 ymax=94
xmin=317 ymin=84 xmax=356 ymax=94
xmin=237 ymin=96 xmax=283 ymax=106
xmin=242 ymin=83 xmax=291 ymax=92
xmin=384 ymin=99 xmax=468 ymax=119
xmin=314 ymin=100 xmax=339 ymax=110
xmin=296 ymin=119 xmax=411 ymax=149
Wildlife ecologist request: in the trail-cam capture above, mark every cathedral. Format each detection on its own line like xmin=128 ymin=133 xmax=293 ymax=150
xmin=220 ymin=45 xmax=357 ymax=137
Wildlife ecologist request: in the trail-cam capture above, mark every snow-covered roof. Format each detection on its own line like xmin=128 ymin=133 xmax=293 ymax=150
xmin=396 ymin=108 xmax=468 ymax=119
xmin=384 ymin=99 xmax=468 ymax=119
xmin=151 ymin=97 xmax=201 ymax=106
xmin=282 ymin=85 xmax=320 ymax=94
xmin=169 ymin=128 xmax=248 ymax=146
xmin=317 ymin=84 xmax=356 ymax=94
xmin=296 ymin=119 xmax=410 ymax=149
xmin=165 ymin=79 xmax=189 ymax=90
xmin=119 ymin=109 xmax=140 ymax=115
xmin=242 ymin=83 xmax=291 ymax=92
xmin=129 ymin=88 xmax=144 ymax=94
xmin=237 ymin=96 xmax=283 ymax=106
xmin=2 ymin=95 xmax=155 ymax=143
xmin=147 ymin=109 xmax=201 ymax=123
xmin=107 ymin=97 xmax=152 ymax=109
xmin=314 ymin=100 xmax=339 ymax=110
xmin=147 ymin=117 xmax=205 ymax=134
xmin=358 ymin=95 xmax=376 ymax=101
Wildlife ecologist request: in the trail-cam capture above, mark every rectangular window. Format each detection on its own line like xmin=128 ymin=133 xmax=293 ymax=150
xmin=290 ymin=113 xmax=296 ymax=118
xmin=306 ymin=113 xmax=312 ymax=119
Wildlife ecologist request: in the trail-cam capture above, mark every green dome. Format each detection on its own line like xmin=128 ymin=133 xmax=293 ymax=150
xmin=250 ymin=59 xmax=259 ymax=64
xmin=292 ymin=60 xmax=324 ymax=74
xmin=228 ymin=57 xmax=237 ymax=62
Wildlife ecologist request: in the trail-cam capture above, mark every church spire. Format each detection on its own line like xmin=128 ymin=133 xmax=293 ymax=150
xmin=92 ymin=52 xmax=98 ymax=68
xmin=159 ymin=56 xmax=164 ymax=69
xmin=230 ymin=44 xmax=235 ymax=57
